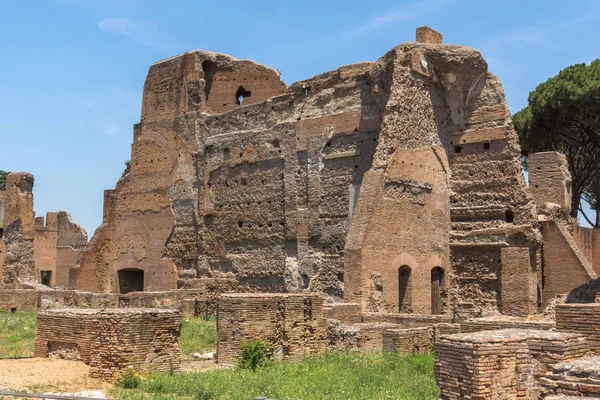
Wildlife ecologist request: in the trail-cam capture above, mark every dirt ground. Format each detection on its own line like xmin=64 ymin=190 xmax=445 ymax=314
xmin=0 ymin=357 xmax=112 ymax=394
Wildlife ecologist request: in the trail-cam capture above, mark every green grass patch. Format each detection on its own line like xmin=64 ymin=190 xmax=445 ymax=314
xmin=180 ymin=317 xmax=217 ymax=356
xmin=0 ymin=311 xmax=36 ymax=358
xmin=113 ymin=351 xmax=439 ymax=400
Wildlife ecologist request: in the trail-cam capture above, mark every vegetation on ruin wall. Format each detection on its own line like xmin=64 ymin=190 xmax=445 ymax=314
xmin=514 ymin=59 xmax=600 ymax=225
xmin=114 ymin=352 xmax=438 ymax=400
xmin=0 ymin=170 xmax=8 ymax=190
xmin=0 ymin=311 xmax=36 ymax=358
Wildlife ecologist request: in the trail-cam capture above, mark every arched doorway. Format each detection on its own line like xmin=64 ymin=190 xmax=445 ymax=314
xmin=398 ymin=265 xmax=412 ymax=312
xmin=118 ymin=268 xmax=144 ymax=294
xmin=431 ymin=267 xmax=445 ymax=314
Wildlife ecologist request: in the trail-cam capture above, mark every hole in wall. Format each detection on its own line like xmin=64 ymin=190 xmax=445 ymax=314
xmin=454 ymin=146 xmax=462 ymax=153
xmin=505 ymin=209 xmax=514 ymax=223
xmin=235 ymin=85 xmax=252 ymax=105
xmin=483 ymin=142 xmax=490 ymax=150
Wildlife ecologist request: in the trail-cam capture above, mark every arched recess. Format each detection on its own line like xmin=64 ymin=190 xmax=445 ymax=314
xmin=118 ymin=268 xmax=144 ymax=294
xmin=398 ymin=265 xmax=412 ymax=312
xmin=431 ymin=266 xmax=445 ymax=315
xmin=391 ymin=253 xmax=418 ymax=311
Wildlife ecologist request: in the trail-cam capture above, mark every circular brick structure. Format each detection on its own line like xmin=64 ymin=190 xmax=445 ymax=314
xmin=34 ymin=308 xmax=182 ymax=382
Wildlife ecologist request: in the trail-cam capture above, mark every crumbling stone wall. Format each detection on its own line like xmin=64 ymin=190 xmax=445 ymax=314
xmin=1 ymin=173 xmax=35 ymax=288
xmin=528 ymin=152 xmax=572 ymax=210
xmin=216 ymin=293 xmax=327 ymax=365
xmin=34 ymin=211 xmax=87 ymax=287
xmin=72 ymin=27 xmax=540 ymax=318
xmin=34 ymin=308 xmax=182 ymax=382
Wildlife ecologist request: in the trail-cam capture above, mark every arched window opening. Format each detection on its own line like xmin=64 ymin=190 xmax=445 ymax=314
xmin=431 ymin=266 xmax=445 ymax=315
xmin=398 ymin=265 xmax=412 ymax=312
xmin=235 ymin=86 xmax=252 ymax=105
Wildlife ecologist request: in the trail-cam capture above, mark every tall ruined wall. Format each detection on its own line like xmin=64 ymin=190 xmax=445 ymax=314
xmin=34 ymin=211 xmax=87 ymax=287
xmin=75 ymin=28 xmax=540 ymax=316
xmin=1 ymin=173 xmax=35 ymax=288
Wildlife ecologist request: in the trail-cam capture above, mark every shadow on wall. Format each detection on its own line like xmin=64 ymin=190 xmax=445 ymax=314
xmin=566 ymin=278 xmax=600 ymax=303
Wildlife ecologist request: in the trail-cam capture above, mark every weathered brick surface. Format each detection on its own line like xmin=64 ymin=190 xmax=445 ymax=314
xmin=0 ymin=289 xmax=39 ymax=311
xmin=541 ymin=356 xmax=600 ymax=398
xmin=556 ymin=303 xmax=600 ymax=354
xmin=460 ymin=315 xmax=555 ymax=333
xmin=217 ymin=293 xmax=327 ymax=365
xmin=382 ymin=326 xmax=433 ymax=355
xmin=435 ymin=329 xmax=589 ymax=400
xmin=35 ymin=308 xmax=182 ymax=382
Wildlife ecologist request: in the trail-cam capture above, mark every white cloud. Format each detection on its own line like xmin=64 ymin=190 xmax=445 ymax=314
xmin=103 ymin=122 xmax=123 ymax=137
xmin=97 ymin=17 xmax=175 ymax=49
xmin=346 ymin=0 xmax=452 ymax=37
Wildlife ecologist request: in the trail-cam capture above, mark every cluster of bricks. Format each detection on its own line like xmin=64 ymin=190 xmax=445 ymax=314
xmin=35 ymin=308 xmax=182 ymax=382
xmin=217 ymin=293 xmax=328 ymax=365
xmin=435 ymin=329 xmax=589 ymax=399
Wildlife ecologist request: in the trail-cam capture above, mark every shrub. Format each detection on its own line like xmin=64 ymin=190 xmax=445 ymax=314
xmin=237 ymin=340 xmax=272 ymax=370
xmin=119 ymin=369 xmax=143 ymax=389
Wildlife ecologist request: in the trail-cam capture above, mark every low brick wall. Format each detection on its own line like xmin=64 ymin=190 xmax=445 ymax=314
xmin=39 ymin=289 xmax=205 ymax=314
xmin=382 ymin=326 xmax=433 ymax=355
xmin=0 ymin=289 xmax=39 ymax=311
xmin=556 ymin=303 xmax=600 ymax=354
xmin=35 ymin=308 xmax=182 ymax=382
xmin=361 ymin=312 xmax=451 ymax=327
xmin=435 ymin=329 xmax=589 ymax=400
xmin=460 ymin=316 xmax=555 ymax=333
xmin=217 ymin=293 xmax=327 ymax=365
xmin=324 ymin=302 xmax=361 ymax=324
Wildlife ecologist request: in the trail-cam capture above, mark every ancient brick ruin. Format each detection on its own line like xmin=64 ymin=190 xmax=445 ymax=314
xmin=5 ymin=26 xmax=600 ymax=398
xmin=34 ymin=308 xmax=182 ymax=382
xmin=0 ymin=173 xmax=88 ymax=290
xmin=60 ymin=26 xmax=544 ymax=319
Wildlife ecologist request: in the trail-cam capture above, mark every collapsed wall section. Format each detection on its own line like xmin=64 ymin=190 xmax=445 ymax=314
xmin=34 ymin=308 xmax=182 ymax=382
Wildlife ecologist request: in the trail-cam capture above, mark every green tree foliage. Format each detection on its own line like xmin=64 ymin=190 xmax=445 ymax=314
xmin=0 ymin=170 xmax=8 ymax=191
xmin=514 ymin=59 xmax=600 ymax=226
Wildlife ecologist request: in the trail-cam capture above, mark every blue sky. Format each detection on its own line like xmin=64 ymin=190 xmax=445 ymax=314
xmin=1 ymin=0 xmax=599 ymax=235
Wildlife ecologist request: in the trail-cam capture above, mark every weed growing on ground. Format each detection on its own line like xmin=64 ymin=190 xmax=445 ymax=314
xmin=0 ymin=311 xmax=36 ymax=358
xmin=237 ymin=340 xmax=272 ymax=370
xmin=114 ymin=351 xmax=439 ymax=399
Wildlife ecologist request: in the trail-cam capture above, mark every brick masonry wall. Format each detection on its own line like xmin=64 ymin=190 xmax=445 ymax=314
xmin=460 ymin=316 xmax=555 ymax=333
xmin=541 ymin=355 xmax=600 ymax=397
xmin=0 ymin=289 xmax=39 ymax=311
xmin=382 ymin=326 xmax=433 ymax=355
xmin=555 ymin=303 xmax=600 ymax=354
xmin=435 ymin=329 xmax=589 ymax=400
xmin=34 ymin=308 xmax=182 ymax=382
xmin=217 ymin=293 xmax=327 ymax=365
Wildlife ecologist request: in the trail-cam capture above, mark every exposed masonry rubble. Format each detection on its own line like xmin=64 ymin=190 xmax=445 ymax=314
xmin=0 ymin=173 xmax=88 ymax=290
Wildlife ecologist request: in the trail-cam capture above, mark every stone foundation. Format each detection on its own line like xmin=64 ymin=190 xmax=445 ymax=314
xmin=216 ymin=293 xmax=327 ymax=365
xmin=34 ymin=308 xmax=182 ymax=382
